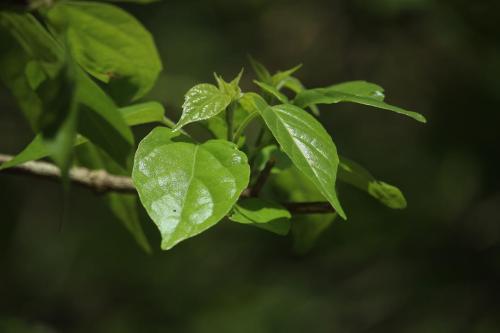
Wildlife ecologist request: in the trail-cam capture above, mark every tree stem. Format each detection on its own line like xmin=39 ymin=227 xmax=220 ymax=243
xmin=0 ymin=154 xmax=335 ymax=214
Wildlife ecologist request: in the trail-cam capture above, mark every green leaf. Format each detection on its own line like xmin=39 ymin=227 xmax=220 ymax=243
xmin=214 ymin=70 xmax=243 ymax=100
xmin=132 ymin=127 xmax=250 ymax=249
xmin=294 ymin=81 xmax=426 ymax=123
xmin=175 ymin=83 xmax=232 ymax=130
xmin=281 ymin=76 xmax=304 ymax=94
xmin=75 ymin=142 xmax=151 ymax=252
xmin=0 ymin=102 xmax=158 ymax=171
xmin=229 ymin=198 xmax=291 ymax=235
xmin=271 ymin=63 xmax=302 ymax=89
xmin=339 ymin=156 xmax=407 ymax=209
xmin=117 ymin=101 xmax=164 ymax=126
xmin=280 ymin=76 xmax=320 ymax=116
xmin=46 ymin=1 xmax=162 ymax=101
xmin=254 ymin=80 xmax=289 ymax=103
xmin=36 ymin=58 xmax=78 ymax=175
xmin=75 ymin=68 xmax=134 ymax=168
xmin=327 ymin=81 xmax=385 ymax=100
xmin=203 ymin=102 xmax=250 ymax=146
xmin=0 ymin=12 xmax=63 ymax=129
xmin=248 ymin=55 xmax=272 ymax=83
xmin=248 ymin=94 xmax=346 ymax=219
xmin=0 ymin=12 xmax=63 ymax=77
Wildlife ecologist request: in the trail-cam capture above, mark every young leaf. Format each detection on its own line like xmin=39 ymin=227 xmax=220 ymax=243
xmin=254 ymin=80 xmax=289 ymax=103
xmin=338 ymin=156 xmax=407 ymax=209
xmin=271 ymin=63 xmax=302 ymax=89
xmin=229 ymin=198 xmax=291 ymax=235
xmin=248 ymin=56 xmax=272 ymax=83
xmin=175 ymin=83 xmax=232 ymax=130
xmin=294 ymin=82 xmax=426 ymax=123
xmin=132 ymin=127 xmax=250 ymax=249
xmin=214 ymin=70 xmax=243 ymax=100
xmin=46 ymin=1 xmax=162 ymax=101
xmin=247 ymin=93 xmax=346 ymax=219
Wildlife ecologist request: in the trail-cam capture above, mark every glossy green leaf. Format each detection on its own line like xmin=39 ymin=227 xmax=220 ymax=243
xmin=46 ymin=1 xmax=162 ymax=101
xmin=294 ymin=81 xmax=426 ymax=123
xmin=339 ymin=156 xmax=407 ymax=209
xmin=133 ymin=127 xmax=250 ymax=249
xmin=248 ymin=93 xmax=346 ymax=219
xmin=0 ymin=102 xmax=159 ymax=171
xmin=327 ymin=81 xmax=385 ymax=100
xmin=229 ymin=198 xmax=291 ymax=235
xmin=254 ymin=80 xmax=289 ymax=103
xmin=175 ymin=83 xmax=232 ymax=130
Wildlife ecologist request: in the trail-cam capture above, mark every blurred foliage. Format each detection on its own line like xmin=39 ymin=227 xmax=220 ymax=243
xmin=1 ymin=0 xmax=500 ymax=332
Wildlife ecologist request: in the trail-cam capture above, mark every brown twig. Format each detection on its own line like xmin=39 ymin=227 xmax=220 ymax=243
xmin=0 ymin=154 xmax=135 ymax=194
xmin=0 ymin=154 xmax=335 ymax=214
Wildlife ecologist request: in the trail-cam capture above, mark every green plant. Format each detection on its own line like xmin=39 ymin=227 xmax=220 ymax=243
xmin=0 ymin=0 xmax=426 ymax=252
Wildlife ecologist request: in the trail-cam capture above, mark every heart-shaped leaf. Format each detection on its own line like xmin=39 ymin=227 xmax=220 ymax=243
xmin=175 ymin=83 xmax=232 ymax=130
xmin=133 ymin=127 xmax=250 ymax=249
xmin=248 ymin=93 xmax=346 ymax=219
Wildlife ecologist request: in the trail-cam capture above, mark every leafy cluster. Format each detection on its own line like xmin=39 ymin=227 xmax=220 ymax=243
xmin=0 ymin=0 xmax=426 ymax=252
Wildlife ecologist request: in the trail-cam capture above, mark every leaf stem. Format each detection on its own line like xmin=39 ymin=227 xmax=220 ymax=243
xmin=160 ymin=116 xmax=190 ymax=137
xmin=226 ymin=103 xmax=235 ymax=142
xmin=160 ymin=116 xmax=177 ymax=129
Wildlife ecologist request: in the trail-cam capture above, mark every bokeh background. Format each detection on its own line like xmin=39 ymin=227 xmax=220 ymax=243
xmin=1 ymin=0 xmax=500 ymax=332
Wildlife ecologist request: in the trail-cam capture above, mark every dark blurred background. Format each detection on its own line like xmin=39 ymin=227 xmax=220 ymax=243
xmin=1 ymin=0 xmax=500 ymax=332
